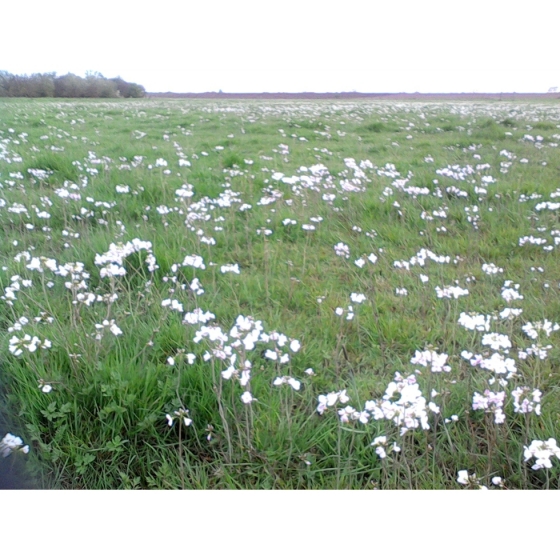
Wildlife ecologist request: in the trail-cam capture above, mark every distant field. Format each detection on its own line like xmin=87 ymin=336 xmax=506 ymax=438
xmin=1 ymin=98 xmax=560 ymax=489
xmin=148 ymin=91 xmax=560 ymax=101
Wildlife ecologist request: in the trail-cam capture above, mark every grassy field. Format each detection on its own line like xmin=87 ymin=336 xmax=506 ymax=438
xmin=1 ymin=97 xmax=560 ymax=489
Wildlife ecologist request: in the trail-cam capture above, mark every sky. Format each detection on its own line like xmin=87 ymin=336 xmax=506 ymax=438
xmin=2 ymin=0 xmax=559 ymax=94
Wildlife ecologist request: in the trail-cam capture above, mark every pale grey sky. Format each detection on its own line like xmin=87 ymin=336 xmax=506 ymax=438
xmin=3 ymin=0 xmax=558 ymax=93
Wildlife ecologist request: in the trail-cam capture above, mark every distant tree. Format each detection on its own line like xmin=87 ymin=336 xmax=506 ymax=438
xmin=126 ymin=82 xmax=146 ymax=98
xmin=4 ymin=73 xmax=26 ymax=96
xmin=0 ymin=71 xmax=55 ymax=97
xmin=0 ymin=71 xmax=145 ymax=98
xmin=85 ymin=72 xmax=118 ymax=98
xmin=54 ymin=73 xmax=86 ymax=97
xmin=0 ymin=71 xmax=13 ymax=96
xmin=28 ymin=73 xmax=55 ymax=97
xmin=110 ymin=76 xmax=146 ymax=98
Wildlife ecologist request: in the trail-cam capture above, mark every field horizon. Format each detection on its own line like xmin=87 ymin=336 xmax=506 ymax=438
xmin=147 ymin=91 xmax=560 ymax=101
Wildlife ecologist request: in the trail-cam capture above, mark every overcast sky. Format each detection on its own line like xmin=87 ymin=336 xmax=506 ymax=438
xmin=3 ymin=0 xmax=558 ymax=93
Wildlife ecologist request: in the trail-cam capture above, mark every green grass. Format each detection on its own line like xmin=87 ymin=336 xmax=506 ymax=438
xmin=2 ymin=97 xmax=560 ymax=489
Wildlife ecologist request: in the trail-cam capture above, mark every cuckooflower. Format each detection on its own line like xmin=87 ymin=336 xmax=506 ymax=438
xmin=0 ymin=433 xmax=29 ymax=457
xmin=165 ymin=408 xmax=193 ymax=428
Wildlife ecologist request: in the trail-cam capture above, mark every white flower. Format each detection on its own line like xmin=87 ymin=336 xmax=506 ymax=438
xmin=499 ymin=308 xmax=523 ymax=319
xmin=355 ymin=258 xmax=365 ymax=268
xmin=428 ymin=402 xmax=440 ymax=414
xmin=457 ymin=470 xmax=469 ymax=485
xmin=482 ymin=333 xmax=512 ymax=352
xmin=220 ymin=264 xmax=240 ymax=274
xmin=8 ymin=335 xmax=23 ymax=356
xmin=522 ymin=320 xmax=560 ymax=339
xmin=288 ymin=378 xmax=301 ymax=391
xmin=482 ymin=263 xmax=503 ymax=275
xmin=316 ymin=389 xmax=349 ymax=414
xmin=241 ymin=391 xmax=254 ymax=404
xmin=38 ymin=379 xmax=53 ymax=393
xmin=273 ymin=376 xmax=301 ymax=391
xmin=333 ymin=242 xmax=350 ymax=258
xmin=265 ymin=349 xmax=278 ymax=361
xmin=161 ymin=299 xmax=184 ymax=312
xmin=166 ymin=408 xmax=193 ymax=428
xmin=0 ymin=433 xmax=29 ymax=457
xmin=372 ymin=436 xmax=388 ymax=459
xmin=524 ymin=439 xmax=560 ymax=470
xmin=436 ymin=285 xmax=469 ymax=299
xmin=410 ymin=349 xmax=451 ymax=373
xmin=100 ymin=263 xmax=127 ymax=278
xmin=472 ymin=390 xmax=506 ymax=424
xmin=182 ymin=255 xmax=206 ymax=269
xmin=512 ymin=387 xmax=541 ymax=415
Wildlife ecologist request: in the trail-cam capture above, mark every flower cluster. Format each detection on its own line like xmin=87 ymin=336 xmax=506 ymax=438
xmin=481 ymin=332 xmax=512 ymax=352
xmin=511 ymin=387 xmax=541 ymax=415
xmin=316 ymin=390 xmax=350 ymax=415
xmin=472 ymin=390 xmax=506 ymax=424
xmin=371 ymin=435 xmax=401 ymax=459
xmin=436 ymin=285 xmax=469 ymax=299
xmin=273 ymin=376 xmax=301 ymax=390
xmin=94 ymin=238 xmax=158 ymax=275
xmin=501 ymin=281 xmax=523 ymax=303
xmin=522 ymin=320 xmax=559 ymax=340
xmin=194 ymin=315 xmax=302 ymax=404
xmin=335 ymin=305 xmax=355 ymax=320
xmin=410 ymin=349 xmax=451 ymax=373
xmin=0 ymin=433 xmax=29 ymax=457
xmin=461 ymin=351 xmax=517 ymax=379
xmin=94 ymin=319 xmax=123 ymax=339
xmin=457 ymin=470 xmax=487 ymax=489
xmin=9 ymin=334 xmax=52 ymax=356
xmin=334 ymin=242 xmax=350 ymax=259
xmin=166 ymin=408 xmax=193 ymax=428
xmin=458 ymin=312 xmax=494 ymax=331
xmin=524 ymin=439 xmax=560 ymax=470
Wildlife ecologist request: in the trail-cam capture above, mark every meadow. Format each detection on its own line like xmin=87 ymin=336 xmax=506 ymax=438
xmin=1 ymin=97 xmax=560 ymax=489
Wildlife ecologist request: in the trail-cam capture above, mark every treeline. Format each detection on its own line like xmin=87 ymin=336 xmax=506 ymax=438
xmin=0 ymin=71 xmax=146 ymax=98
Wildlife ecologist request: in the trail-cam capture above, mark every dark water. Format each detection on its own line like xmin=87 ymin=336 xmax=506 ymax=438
xmin=0 ymin=419 xmax=40 ymax=489
xmin=0 ymin=458 xmax=38 ymax=489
